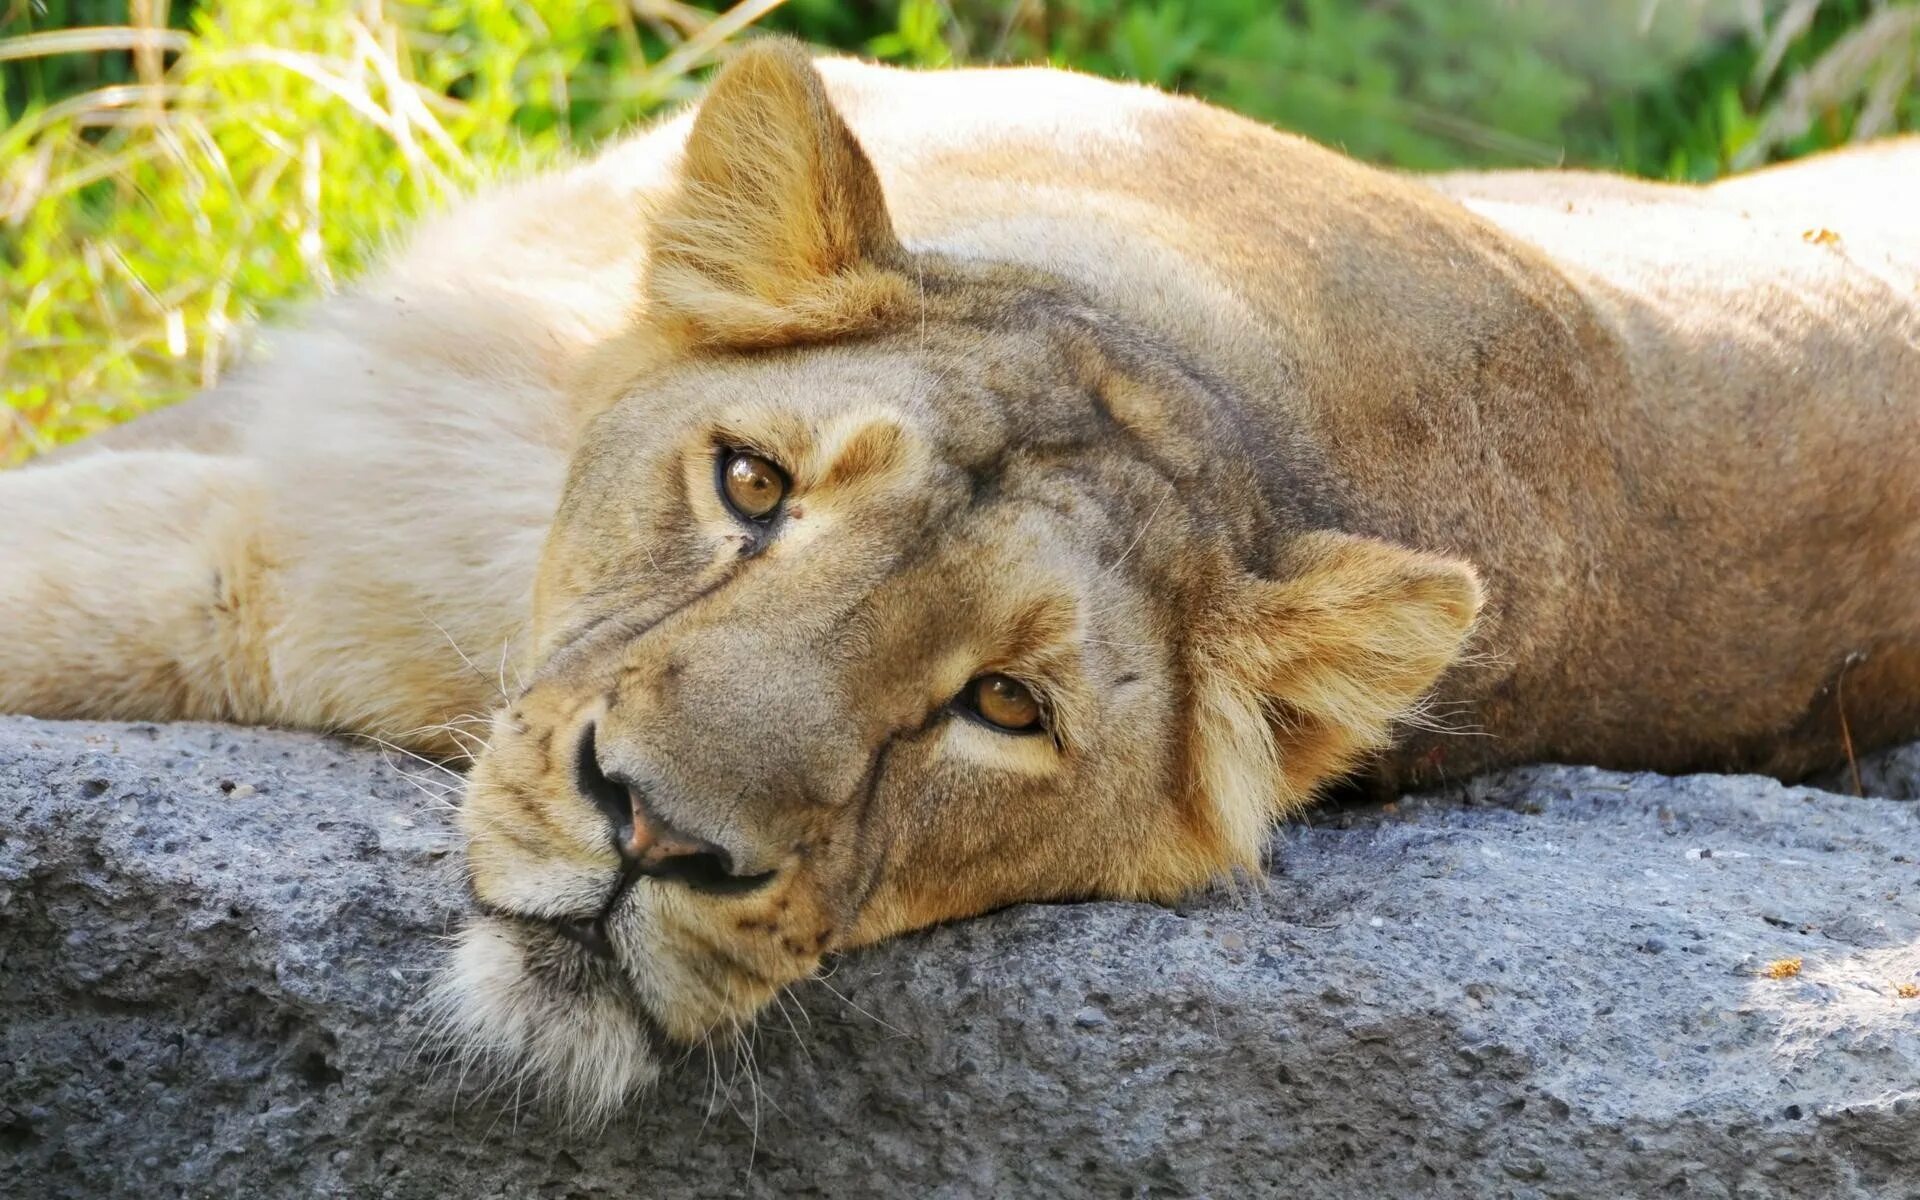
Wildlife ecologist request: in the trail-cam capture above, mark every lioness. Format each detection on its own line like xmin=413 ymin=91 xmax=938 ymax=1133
xmin=4 ymin=43 xmax=1917 ymax=1114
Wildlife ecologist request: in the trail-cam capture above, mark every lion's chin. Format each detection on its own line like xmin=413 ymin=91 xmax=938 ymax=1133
xmin=429 ymin=918 xmax=664 ymax=1123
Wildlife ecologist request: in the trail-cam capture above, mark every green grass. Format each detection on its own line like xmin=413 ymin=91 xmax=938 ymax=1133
xmin=4 ymin=0 xmax=1916 ymax=461
xmin=1 ymin=0 xmax=746 ymax=460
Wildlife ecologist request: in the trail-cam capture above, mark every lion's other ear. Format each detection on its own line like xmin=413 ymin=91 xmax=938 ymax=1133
xmin=646 ymin=40 xmax=910 ymax=347
xmin=1188 ymin=531 xmax=1482 ymax=864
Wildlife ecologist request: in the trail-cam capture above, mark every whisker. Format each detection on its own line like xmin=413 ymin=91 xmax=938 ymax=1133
xmin=1095 ymin=488 xmax=1169 ymax=584
xmin=768 ymin=987 xmax=814 ymax=1065
xmin=812 ymin=975 xmax=907 ymax=1039
xmin=359 ymin=733 xmax=464 ymax=781
xmin=421 ymin=610 xmax=511 ymax=704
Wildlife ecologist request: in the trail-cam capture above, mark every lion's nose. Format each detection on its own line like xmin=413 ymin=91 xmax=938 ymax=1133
xmin=573 ymin=724 xmax=774 ymax=897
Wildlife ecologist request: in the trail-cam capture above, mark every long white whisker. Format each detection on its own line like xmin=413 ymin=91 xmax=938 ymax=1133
xmin=1096 ymin=488 xmax=1169 ymax=583
xmin=421 ymin=609 xmax=510 ymax=703
xmin=812 ymin=975 xmax=907 ymax=1039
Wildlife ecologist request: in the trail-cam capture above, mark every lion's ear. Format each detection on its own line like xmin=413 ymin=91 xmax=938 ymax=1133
xmin=646 ymin=40 xmax=910 ymax=348
xmin=1188 ymin=531 xmax=1483 ymax=864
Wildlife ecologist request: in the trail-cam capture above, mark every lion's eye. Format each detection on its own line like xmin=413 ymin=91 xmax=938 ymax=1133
xmin=970 ymin=674 xmax=1043 ymax=732
xmin=720 ymin=450 xmax=787 ymax=521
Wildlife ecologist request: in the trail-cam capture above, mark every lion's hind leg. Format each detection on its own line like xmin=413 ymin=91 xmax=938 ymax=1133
xmin=0 ymin=450 xmax=277 ymax=725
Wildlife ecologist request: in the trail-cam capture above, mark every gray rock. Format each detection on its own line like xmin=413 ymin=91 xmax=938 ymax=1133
xmin=1 ymin=716 xmax=1916 ymax=1199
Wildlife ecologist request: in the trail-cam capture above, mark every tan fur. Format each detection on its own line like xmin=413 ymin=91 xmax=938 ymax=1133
xmin=4 ymin=43 xmax=1915 ymax=1115
xmin=646 ymin=44 xmax=913 ymax=348
xmin=1191 ymin=532 xmax=1483 ymax=864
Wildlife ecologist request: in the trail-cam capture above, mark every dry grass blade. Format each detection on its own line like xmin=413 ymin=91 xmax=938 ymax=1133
xmin=632 ymin=0 xmax=723 ymax=43
xmin=1749 ymin=0 xmax=1823 ymax=92
xmin=1738 ymin=6 xmax=1920 ymax=168
xmin=0 ymin=24 xmax=190 ymax=62
xmin=2 ymin=82 xmax=196 ymax=146
xmin=632 ymin=0 xmax=791 ymax=99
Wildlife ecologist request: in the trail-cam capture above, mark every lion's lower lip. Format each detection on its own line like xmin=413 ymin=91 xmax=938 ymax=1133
xmin=440 ymin=921 xmax=673 ymax=1118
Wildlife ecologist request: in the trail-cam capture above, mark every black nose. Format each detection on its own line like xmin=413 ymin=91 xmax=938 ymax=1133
xmin=573 ymin=725 xmax=774 ymax=897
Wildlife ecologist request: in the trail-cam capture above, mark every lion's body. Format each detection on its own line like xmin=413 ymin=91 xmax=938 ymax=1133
xmin=1424 ymin=151 xmax=1920 ymax=780
xmin=23 ymin=60 xmax=1918 ymax=779
xmin=5 ymin=51 xmax=1917 ymax=1110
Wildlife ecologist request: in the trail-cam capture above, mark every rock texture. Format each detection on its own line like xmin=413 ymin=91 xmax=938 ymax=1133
xmin=2 ymin=716 xmax=1916 ymax=1200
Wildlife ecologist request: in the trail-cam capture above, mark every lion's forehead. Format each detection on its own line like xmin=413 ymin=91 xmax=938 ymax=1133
xmin=651 ymin=328 xmax=1194 ymax=549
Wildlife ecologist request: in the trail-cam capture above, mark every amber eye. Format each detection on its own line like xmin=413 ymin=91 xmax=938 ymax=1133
xmin=970 ymin=673 xmax=1043 ymax=732
xmin=720 ymin=450 xmax=787 ymax=521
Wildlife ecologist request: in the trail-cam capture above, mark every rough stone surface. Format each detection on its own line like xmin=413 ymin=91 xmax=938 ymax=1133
xmin=2 ymin=716 xmax=1916 ymax=1200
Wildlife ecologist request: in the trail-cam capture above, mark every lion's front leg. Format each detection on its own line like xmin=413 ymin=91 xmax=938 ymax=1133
xmin=0 ymin=446 xmax=517 ymax=758
xmin=0 ymin=450 xmax=277 ymax=726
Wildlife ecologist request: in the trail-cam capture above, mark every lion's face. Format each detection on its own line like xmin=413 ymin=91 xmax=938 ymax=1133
xmin=441 ymin=43 xmax=1480 ymax=1116
xmin=454 ymin=337 xmax=1199 ymax=1108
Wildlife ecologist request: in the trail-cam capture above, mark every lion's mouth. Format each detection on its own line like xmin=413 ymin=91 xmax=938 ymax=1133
xmin=549 ymin=910 xmax=616 ymax=960
xmin=473 ymin=897 xmax=625 ymax=967
xmin=555 ymin=858 xmax=649 ymax=962
xmin=467 ymin=836 xmax=653 ymax=966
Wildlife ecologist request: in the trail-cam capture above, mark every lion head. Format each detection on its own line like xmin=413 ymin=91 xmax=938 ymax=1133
xmin=441 ymin=43 xmax=1481 ymax=1116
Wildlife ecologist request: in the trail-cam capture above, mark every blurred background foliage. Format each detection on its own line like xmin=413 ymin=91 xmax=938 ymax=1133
xmin=4 ymin=0 xmax=1917 ymax=460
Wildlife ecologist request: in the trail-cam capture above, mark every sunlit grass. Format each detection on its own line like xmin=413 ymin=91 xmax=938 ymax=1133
xmin=0 ymin=0 xmax=788 ymax=462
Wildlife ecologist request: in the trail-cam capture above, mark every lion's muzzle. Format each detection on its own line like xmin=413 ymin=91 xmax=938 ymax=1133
xmin=573 ymin=720 xmax=777 ymax=897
